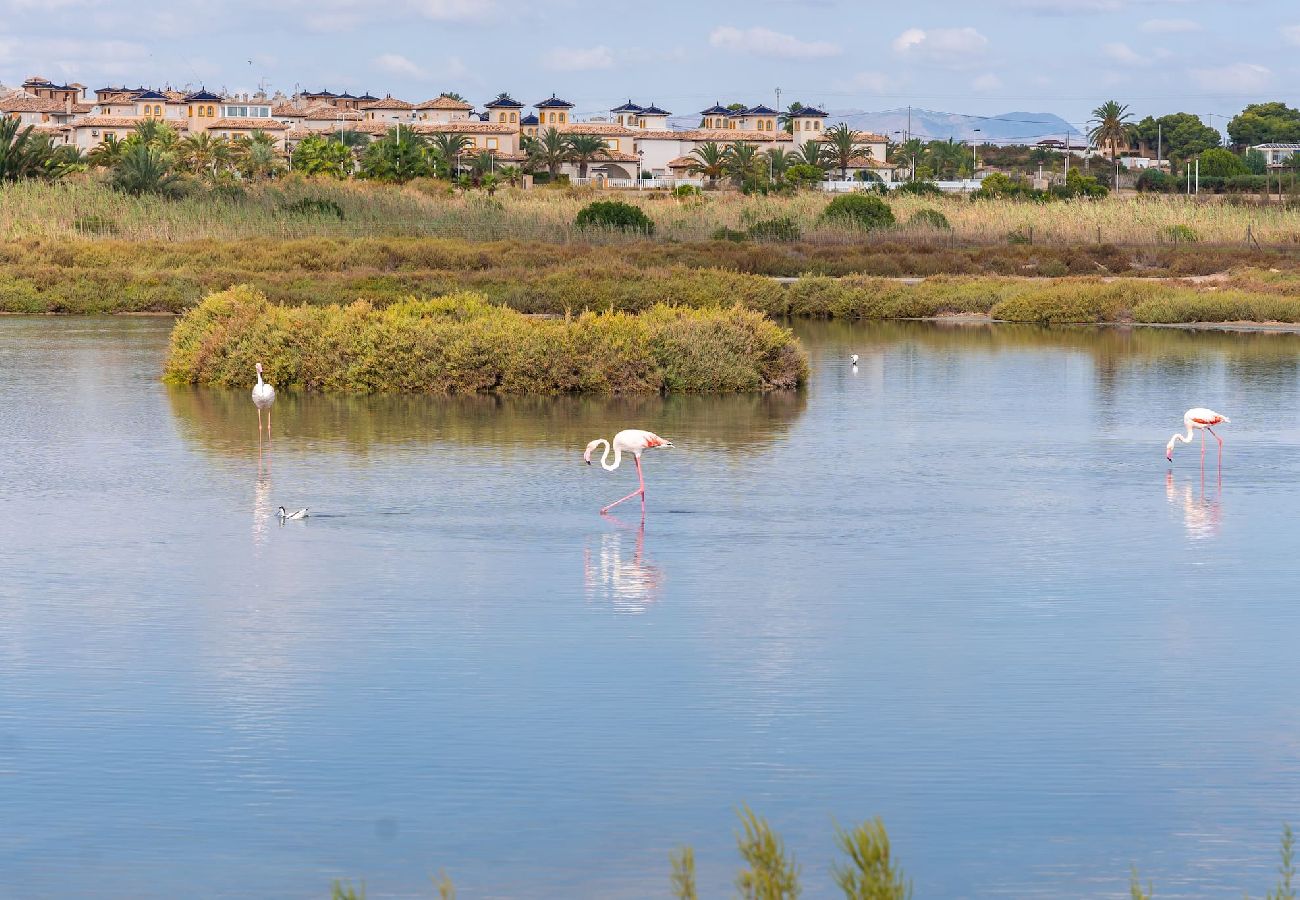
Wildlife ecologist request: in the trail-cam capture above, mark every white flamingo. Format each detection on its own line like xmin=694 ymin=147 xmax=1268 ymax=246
xmin=1166 ymin=408 xmax=1229 ymax=463
xmin=850 ymin=354 xmax=859 ymax=365
xmin=251 ymin=362 xmax=275 ymax=433
xmin=584 ymin=429 xmax=673 ymax=515
xmin=277 ymin=506 xmax=308 ymax=520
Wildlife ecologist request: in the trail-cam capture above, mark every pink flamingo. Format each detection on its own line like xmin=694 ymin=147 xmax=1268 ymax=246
xmin=584 ymin=429 xmax=673 ymax=515
xmin=251 ymin=363 xmax=276 ymax=433
xmin=1166 ymin=407 xmax=1229 ymax=463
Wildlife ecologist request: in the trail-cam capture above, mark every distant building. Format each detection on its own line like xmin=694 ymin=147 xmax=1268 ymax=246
xmin=1251 ymin=142 xmax=1300 ymax=168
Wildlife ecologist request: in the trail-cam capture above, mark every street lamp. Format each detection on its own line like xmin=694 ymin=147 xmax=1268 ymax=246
xmin=637 ymin=148 xmax=644 ymax=190
xmin=971 ymin=127 xmax=981 ymax=180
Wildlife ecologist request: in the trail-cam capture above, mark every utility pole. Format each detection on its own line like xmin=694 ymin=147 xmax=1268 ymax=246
xmin=1157 ymin=122 xmax=1162 ymax=169
xmin=775 ymin=86 xmax=782 ymax=111
xmin=1064 ymin=132 xmax=1069 ymax=177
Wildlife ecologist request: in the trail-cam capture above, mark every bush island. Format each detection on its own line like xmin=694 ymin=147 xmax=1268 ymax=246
xmin=163 ymin=285 xmax=807 ymax=394
xmin=821 ymin=194 xmax=895 ymax=230
xmin=574 ymin=200 xmax=655 ymax=234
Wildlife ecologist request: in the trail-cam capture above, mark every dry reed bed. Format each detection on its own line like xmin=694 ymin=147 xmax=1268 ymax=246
xmin=7 ymin=178 xmax=1300 ymax=245
xmin=163 ymin=286 xmax=808 ymax=394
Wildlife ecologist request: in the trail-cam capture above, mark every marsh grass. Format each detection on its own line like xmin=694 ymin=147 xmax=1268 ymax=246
xmin=670 ymin=846 xmax=697 ymax=900
xmin=163 ymin=286 xmax=807 ymax=394
xmin=8 ymin=178 xmax=1300 ymax=246
xmin=734 ymin=805 xmax=801 ymax=900
xmin=832 ymin=818 xmax=912 ymax=900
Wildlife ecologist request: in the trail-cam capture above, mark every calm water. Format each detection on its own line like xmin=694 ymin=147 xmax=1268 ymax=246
xmin=2 ymin=317 xmax=1299 ymax=899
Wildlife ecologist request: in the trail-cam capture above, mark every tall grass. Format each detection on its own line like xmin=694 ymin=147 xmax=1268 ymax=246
xmin=162 ymin=286 xmax=807 ymax=394
xmin=734 ymin=805 xmax=801 ymax=900
xmin=6 ymin=177 xmax=1300 ymax=246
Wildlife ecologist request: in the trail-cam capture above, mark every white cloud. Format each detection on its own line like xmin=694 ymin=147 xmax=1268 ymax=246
xmin=971 ymin=73 xmax=1003 ymax=91
xmin=1284 ymin=25 xmax=1300 ymax=47
xmin=542 ymin=45 xmax=615 ymax=72
xmin=408 ymin=0 xmax=498 ymax=23
xmin=374 ymin=53 xmax=427 ymax=79
xmin=1103 ymin=42 xmax=1148 ymax=65
xmin=6 ymin=37 xmax=149 ymax=78
xmin=892 ymin=27 xmax=988 ymax=65
xmin=1189 ymin=62 xmax=1271 ymax=93
xmin=708 ymin=26 xmax=841 ymax=59
xmin=1141 ymin=17 xmax=1201 ymax=32
xmin=841 ymin=71 xmax=898 ymax=94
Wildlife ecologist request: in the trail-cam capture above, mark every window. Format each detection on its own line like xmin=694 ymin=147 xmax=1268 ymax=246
xmin=559 ymin=112 xmax=567 ymax=123
xmin=487 ymin=137 xmax=498 ymax=149
xmin=510 ymin=112 xmax=517 ymax=123
xmin=207 ymin=105 xmax=215 ymax=117
xmin=607 ymin=139 xmax=619 ymax=151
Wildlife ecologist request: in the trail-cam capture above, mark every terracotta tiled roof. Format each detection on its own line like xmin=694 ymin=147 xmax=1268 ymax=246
xmin=348 ymin=122 xmax=395 ymax=135
xmin=412 ymin=121 xmax=518 ymax=134
xmin=71 ymin=103 xmax=94 ymax=114
xmin=361 ymin=97 xmax=414 ymax=110
xmin=558 ymin=122 xmax=637 ymax=136
xmin=855 ymin=132 xmax=889 ymax=142
xmin=679 ymin=129 xmax=778 ymax=142
xmin=417 ymin=95 xmax=473 ymax=111
xmin=74 ymin=115 xmax=175 ymax=128
xmin=0 ymin=96 xmax=68 ymax=113
xmin=273 ymin=103 xmax=305 ymax=116
xmin=207 ymin=118 xmax=288 ymax=130
xmin=285 ymin=127 xmax=312 ymax=139
xmin=302 ymin=103 xmax=362 ymax=120
xmin=589 ymin=150 xmax=639 ymax=163
xmin=631 ymin=129 xmax=692 ymax=141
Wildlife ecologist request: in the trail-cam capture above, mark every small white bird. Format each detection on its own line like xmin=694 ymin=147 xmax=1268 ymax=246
xmin=252 ymin=362 xmax=276 ymax=433
xmin=277 ymin=506 xmax=308 ymax=520
xmin=850 ymin=354 xmax=859 ymax=365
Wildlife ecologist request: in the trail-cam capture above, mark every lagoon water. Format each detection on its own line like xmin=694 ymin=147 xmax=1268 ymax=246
xmin=2 ymin=317 xmax=1299 ymax=899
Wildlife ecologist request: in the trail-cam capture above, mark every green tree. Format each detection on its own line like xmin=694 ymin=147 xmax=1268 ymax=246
xmin=333 ymin=129 xmax=371 ymax=149
xmin=785 ymin=163 xmax=825 ymax=189
xmin=778 ymin=102 xmax=805 ymax=134
xmin=832 ymin=818 xmax=912 ymax=900
xmin=1243 ymin=147 xmax=1268 ymax=174
xmin=1131 ymin=113 xmax=1221 ymax=162
xmin=566 ymin=133 xmax=608 ymax=179
xmin=234 ymin=131 xmax=285 ymax=180
xmin=358 ymin=127 xmax=433 ymax=183
xmin=793 ymin=139 xmax=827 ymax=171
xmin=130 ymin=118 xmax=180 ymax=152
xmin=110 ymin=142 xmax=184 ymax=196
xmin=0 ymin=118 xmax=79 ymax=182
xmin=498 ymin=165 xmax=522 ymax=187
xmin=439 ymin=91 xmax=466 ymax=103
xmin=824 ymin=123 xmax=867 ymax=180
xmin=687 ymin=141 xmax=726 ymax=186
xmin=734 ymin=805 xmax=800 ymax=900
xmin=822 ymin=193 xmax=896 ymax=229
xmin=1198 ymin=147 xmax=1248 ymax=177
xmin=86 ymin=134 xmax=125 ymax=169
xmin=177 ymin=132 xmax=233 ymax=178
xmin=1089 ymin=100 xmax=1134 ymax=158
xmin=670 ymin=846 xmax=697 ymax=900
xmin=292 ymin=134 xmax=352 ymax=178
xmin=767 ymin=147 xmax=792 ymax=184
xmin=427 ymin=132 xmax=471 ymax=177
xmin=724 ymin=140 xmax=761 ymax=187
xmin=1227 ymin=102 xmax=1300 ymax=148
xmin=528 ymin=127 xmax=570 ymax=179
xmin=924 ymin=139 xmax=966 ymax=180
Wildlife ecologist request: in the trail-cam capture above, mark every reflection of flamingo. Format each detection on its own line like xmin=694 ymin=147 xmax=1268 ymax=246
xmin=584 ymin=518 xmax=662 ymax=613
xmin=252 ymin=363 xmax=276 ymax=433
xmin=1165 ymin=471 xmax=1222 ymax=540
xmin=584 ymin=429 xmax=673 ymax=515
xmin=1166 ymin=408 xmax=1229 ymax=463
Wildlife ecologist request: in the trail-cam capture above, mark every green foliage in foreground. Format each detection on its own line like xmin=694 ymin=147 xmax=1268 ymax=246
xmin=833 ymin=818 xmax=912 ymax=900
xmin=821 ymin=194 xmax=896 ymax=230
xmin=163 ymin=285 xmax=807 ymax=394
xmin=0 ymin=118 xmax=81 ymax=183
xmin=670 ymin=846 xmax=697 ymax=900
xmin=575 ymin=200 xmax=656 ymax=234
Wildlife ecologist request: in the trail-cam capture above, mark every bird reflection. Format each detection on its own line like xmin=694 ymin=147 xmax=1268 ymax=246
xmin=1165 ymin=469 xmax=1222 ymax=540
xmin=584 ymin=516 xmax=662 ymax=613
xmin=253 ymin=435 xmax=273 ymax=547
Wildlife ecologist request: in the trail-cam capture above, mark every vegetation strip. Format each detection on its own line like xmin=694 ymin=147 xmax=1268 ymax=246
xmin=163 ymin=286 xmax=807 ymax=394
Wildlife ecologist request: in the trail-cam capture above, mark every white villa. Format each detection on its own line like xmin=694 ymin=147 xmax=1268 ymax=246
xmin=1250 ymin=143 xmax=1300 ymax=169
xmin=2 ymin=75 xmax=896 ymax=186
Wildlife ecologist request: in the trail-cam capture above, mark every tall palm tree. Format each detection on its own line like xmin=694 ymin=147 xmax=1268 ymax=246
xmin=87 ymin=134 xmax=125 ymax=169
xmin=1089 ymin=100 xmax=1134 ymax=159
xmin=428 ymin=132 xmax=471 ymax=176
xmin=778 ymin=102 xmax=805 ymax=134
xmin=235 ymin=132 xmax=285 ymax=180
xmin=528 ymin=127 xmax=570 ymax=179
xmin=292 ymin=134 xmax=352 ymax=178
xmin=687 ymin=141 xmax=726 ymax=187
xmin=926 ymin=139 xmax=966 ymax=180
xmin=565 ymin=133 xmax=608 ymax=179
xmin=0 ymin=118 xmax=79 ymax=182
xmin=793 ymin=139 xmax=827 ymax=171
xmin=131 ymin=118 xmax=179 ymax=152
xmin=331 ymin=129 xmax=371 ymax=149
xmin=177 ymin=132 xmax=228 ymax=177
xmin=724 ymin=141 xmax=760 ymax=186
xmin=110 ymin=142 xmax=182 ymax=196
xmin=824 ymin=123 xmax=867 ymax=180
xmin=766 ymin=147 xmax=792 ymax=182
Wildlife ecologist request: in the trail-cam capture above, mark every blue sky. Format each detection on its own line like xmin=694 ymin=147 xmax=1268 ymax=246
xmin=1 ymin=0 xmax=1296 ymax=130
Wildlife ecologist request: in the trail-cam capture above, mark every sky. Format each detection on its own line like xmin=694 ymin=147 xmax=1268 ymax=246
xmin=1 ymin=0 xmax=1297 ymax=132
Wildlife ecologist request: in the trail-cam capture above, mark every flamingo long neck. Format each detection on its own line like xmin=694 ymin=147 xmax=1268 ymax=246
xmin=256 ymin=370 xmax=265 ymax=387
xmin=1173 ymin=425 xmax=1195 ymax=445
xmin=599 ymin=440 xmax=622 ymax=472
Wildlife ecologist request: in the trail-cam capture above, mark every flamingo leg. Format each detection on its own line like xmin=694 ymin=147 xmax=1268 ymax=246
xmin=601 ymin=457 xmax=647 ymax=515
xmin=257 ymin=408 xmax=263 ymax=432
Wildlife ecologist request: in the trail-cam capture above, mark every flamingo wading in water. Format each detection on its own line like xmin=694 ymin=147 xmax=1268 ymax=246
xmin=1166 ymin=408 xmax=1229 ymax=463
xmin=252 ymin=363 xmax=275 ymax=433
xmin=584 ymin=430 xmax=673 ymax=515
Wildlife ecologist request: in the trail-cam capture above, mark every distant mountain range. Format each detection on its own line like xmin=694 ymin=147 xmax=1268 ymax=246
xmin=666 ymin=108 xmax=1083 ymax=146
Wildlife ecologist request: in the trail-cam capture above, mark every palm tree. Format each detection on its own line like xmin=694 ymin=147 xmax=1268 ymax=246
xmin=235 ymin=131 xmax=285 ymax=180
xmin=439 ymin=91 xmax=467 ymax=103
xmin=358 ymin=128 xmax=433 ymax=183
xmin=1089 ymin=100 xmax=1134 ymax=159
xmin=767 ymin=147 xmax=792 ymax=183
xmin=177 ymin=132 xmax=230 ymax=177
xmin=724 ymin=141 xmax=760 ymax=187
xmin=793 ymin=139 xmax=827 ymax=171
xmin=331 ymin=129 xmax=371 ymax=149
xmin=292 ymin=134 xmax=352 ymax=178
xmin=566 ymin=133 xmax=608 ymax=180
xmin=687 ymin=141 xmax=726 ymax=187
xmin=778 ymin=102 xmax=805 ymax=134
xmin=110 ymin=142 xmax=183 ymax=196
xmin=498 ymin=165 xmax=523 ymax=187
xmin=0 ymin=118 xmax=79 ymax=182
xmin=131 ymin=118 xmax=179 ymax=152
xmin=926 ymin=139 xmax=966 ymax=180
xmin=86 ymin=134 xmax=125 ymax=169
xmin=428 ymin=132 xmax=471 ymax=177
xmin=528 ymin=127 xmax=570 ymax=179
xmin=824 ymin=123 xmax=867 ymax=180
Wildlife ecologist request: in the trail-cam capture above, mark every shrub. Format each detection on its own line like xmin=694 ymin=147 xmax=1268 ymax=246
xmin=672 ymin=184 xmax=701 ymax=198
xmin=163 ymin=285 xmax=808 ymax=394
xmin=895 ymin=180 xmax=942 ymax=197
xmin=1165 ymin=224 xmax=1200 ymax=243
xmin=1198 ymin=147 xmax=1248 ymax=178
xmin=1136 ymin=169 xmax=1175 ymax=193
xmin=907 ymin=208 xmax=950 ymax=230
xmin=281 ymin=197 xmax=345 ymax=219
xmin=73 ymin=215 xmax=118 ymax=235
xmin=711 ymin=227 xmax=748 ymax=242
xmin=989 ymin=281 xmax=1148 ymax=324
xmin=574 ymin=199 xmax=655 ymax=234
xmin=746 ymin=216 xmax=801 ymax=241
xmin=821 ymin=194 xmax=895 ymax=230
